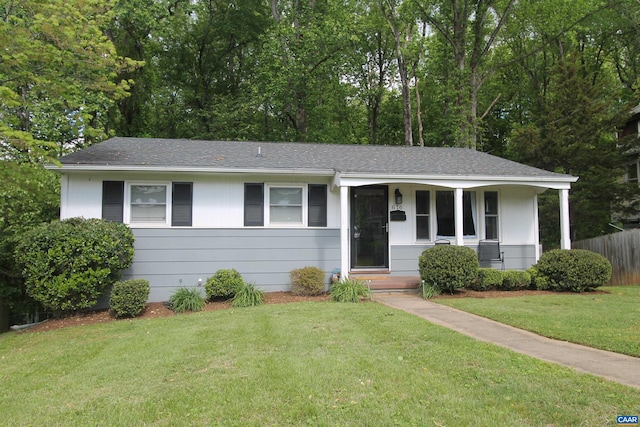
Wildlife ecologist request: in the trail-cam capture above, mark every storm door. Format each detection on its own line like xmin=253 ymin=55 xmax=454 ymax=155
xmin=350 ymin=186 xmax=389 ymax=269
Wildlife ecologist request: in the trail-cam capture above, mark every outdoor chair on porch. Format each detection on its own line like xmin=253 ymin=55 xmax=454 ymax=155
xmin=477 ymin=239 xmax=505 ymax=270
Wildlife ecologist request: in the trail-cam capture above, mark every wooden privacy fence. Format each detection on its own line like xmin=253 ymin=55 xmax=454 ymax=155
xmin=572 ymin=229 xmax=640 ymax=285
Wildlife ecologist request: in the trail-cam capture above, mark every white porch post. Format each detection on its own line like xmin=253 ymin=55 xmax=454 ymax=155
xmin=559 ymin=189 xmax=571 ymax=249
xmin=454 ymin=188 xmax=464 ymax=246
xmin=340 ymin=186 xmax=350 ymax=280
xmin=533 ymin=193 xmax=541 ymax=261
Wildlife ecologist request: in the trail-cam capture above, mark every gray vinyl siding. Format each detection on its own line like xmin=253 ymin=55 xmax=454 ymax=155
xmin=390 ymin=244 xmax=537 ymax=275
xmin=123 ymin=228 xmax=340 ymax=301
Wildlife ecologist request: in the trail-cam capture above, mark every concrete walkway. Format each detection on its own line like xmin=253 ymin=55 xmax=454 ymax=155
xmin=374 ymin=293 xmax=640 ymax=389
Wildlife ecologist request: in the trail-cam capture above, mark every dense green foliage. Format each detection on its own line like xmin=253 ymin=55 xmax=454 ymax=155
xmin=15 ymin=218 xmax=134 ymax=314
xmin=109 ymin=279 xmax=150 ymax=318
xmin=204 ymin=269 xmax=244 ymax=300
xmin=470 ymin=268 xmax=504 ymax=291
xmin=231 ymin=282 xmax=264 ymax=308
xmin=290 ymin=266 xmax=326 ymax=296
xmin=169 ymin=287 xmax=206 ymax=313
xmin=535 ymin=249 xmax=612 ymax=292
xmin=419 ymin=246 xmax=479 ymax=294
xmin=329 ymin=279 xmax=371 ymax=303
xmin=0 ymin=162 xmax=60 ymax=325
xmin=500 ymin=270 xmax=532 ymax=291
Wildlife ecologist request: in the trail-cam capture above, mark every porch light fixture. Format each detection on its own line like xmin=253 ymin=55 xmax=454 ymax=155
xmin=394 ymin=188 xmax=403 ymax=205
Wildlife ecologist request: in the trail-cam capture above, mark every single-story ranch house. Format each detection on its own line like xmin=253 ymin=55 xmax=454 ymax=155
xmin=50 ymin=137 xmax=578 ymax=301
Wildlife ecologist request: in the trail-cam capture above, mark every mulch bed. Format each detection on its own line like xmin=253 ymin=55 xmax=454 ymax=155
xmin=20 ymin=288 xmax=606 ymax=333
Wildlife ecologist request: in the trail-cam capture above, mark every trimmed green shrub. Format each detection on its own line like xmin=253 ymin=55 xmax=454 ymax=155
xmin=15 ymin=218 xmax=135 ymax=314
xmin=169 ymin=287 xmax=206 ymax=313
xmin=205 ymin=269 xmax=244 ymax=299
xmin=231 ymin=282 xmax=264 ymax=308
xmin=419 ymin=245 xmax=479 ymax=294
xmin=469 ymin=268 xmax=503 ymax=291
xmin=330 ymin=279 xmax=370 ymax=303
xmin=290 ymin=266 xmax=326 ymax=296
xmin=501 ymin=270 xmax=532 ymax=291
xmin=109 ymin=279 xmax=150 ymax=318
xmin=535 ymin=249 xmax=612 ymax=292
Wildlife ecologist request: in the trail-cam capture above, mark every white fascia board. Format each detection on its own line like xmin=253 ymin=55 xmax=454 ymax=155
xmin=334 ymin=172 xmax=578 ymax=190
xmin=46 ymin=164 xmax=337 ymax=177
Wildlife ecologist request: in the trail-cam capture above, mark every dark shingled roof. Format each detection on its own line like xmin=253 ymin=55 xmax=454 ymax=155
xmin=57 ymin=137 xmax=572 ymax=179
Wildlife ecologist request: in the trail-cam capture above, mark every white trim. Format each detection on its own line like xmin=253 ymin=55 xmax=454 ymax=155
xmin=340 ymin=186 xmax=349 ymax=280
xmin=560 ymin=189 xmax=571 ymax=249
xmin=455 ymin=188 xmax=464 ymax=246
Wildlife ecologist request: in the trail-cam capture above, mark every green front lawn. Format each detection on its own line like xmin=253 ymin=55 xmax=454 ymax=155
xmin=436 ymin=285 xmax=640 ymax=357
xmin=1 ymin=302 xmax=638 ymax=426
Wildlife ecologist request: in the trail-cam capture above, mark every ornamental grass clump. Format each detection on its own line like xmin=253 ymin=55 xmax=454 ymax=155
xmin=535 ymin=249 xmax=611 ymax=292
xmin=205 ymin=269 xmax=245 ymax=300
xmin=169 ymin=287 xmax=206 ymax=313
xmin=109 ymin=279 xmax=150 ymax=318
xmin=330 ymin=279 xmax=370 ymax=303
xmin=419 ymin=245 xmax=479 ymax=295
xmin=231 ymin=282 xmax=264 ymax=308
xmin=290 ymin=266 xmax=326 ymax=296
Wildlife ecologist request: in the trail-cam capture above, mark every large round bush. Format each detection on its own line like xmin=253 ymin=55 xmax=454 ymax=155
xmin=535 ymin=249 xmax=611 ymax=292
xmin=15 ymin=218 xmax=135 ymax=314
xmin=205 ymin=269 xmax=245 ymax=299
xmin=419 ymin=245 xmax=479 ymax=294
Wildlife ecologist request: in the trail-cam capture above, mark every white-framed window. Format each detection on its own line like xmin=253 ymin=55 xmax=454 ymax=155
xmin=127 ymin=183 xmax=170 ymax=225
xmin=415 ymin=190 xmax=430 ymax=240
xmin=435 ymin=190 xmax=477 ymax=239
xmin=484 ymin=191 xmax=499 ymax=240
xmin=268 ymin=185 xmax=304 ymax=225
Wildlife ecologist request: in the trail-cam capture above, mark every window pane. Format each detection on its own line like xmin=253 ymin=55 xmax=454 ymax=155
xmin=130 ymin=185 xmax=166 ymax=223
xmin=417 ymin=216 xmax=430 ymax=240
xmin=462 ymin=192 xmax=476 ymax=237
xmin=486 ymin=216 xmax=498 ymax=240
xmin=131 ymin=186 xmax=166 ymax=204
xmin=436 ymin=191 xmax=454 ymax=237
xmin=484 ymin=191 xmax=498 ymax=215
xmin=131 ymin=205 xmax=166 ymax=223
xmin=416 ymin=190 xmax=430 ymax=214
xmin=308 ymin=184 xmax=327 ymax=227
xmin=270 ymin=187 xmax=302 ymax=205
xmin=270 ymin=206 xmax=302 ymax=222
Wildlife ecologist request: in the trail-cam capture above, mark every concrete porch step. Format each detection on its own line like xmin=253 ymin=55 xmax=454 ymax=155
xmin=349 ymin=274 xmax=421 ymax=291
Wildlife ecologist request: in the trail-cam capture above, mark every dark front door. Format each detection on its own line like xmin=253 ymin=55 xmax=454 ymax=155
xmin=351 ymin=186 xmax=389 ymax=269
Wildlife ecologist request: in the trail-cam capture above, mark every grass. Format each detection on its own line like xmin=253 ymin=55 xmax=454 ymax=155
xmin=1 ymin=302 xmax=639 ymax=426
xmin=436 ymin=285 xmax=640 ymax=357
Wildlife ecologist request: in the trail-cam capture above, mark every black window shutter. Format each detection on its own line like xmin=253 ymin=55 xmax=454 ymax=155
xmin=172 ymin=182 xmax=193 ymax=226
xmin=308 ymin=184 xmax=327 ymax=227
xmin=244 ymin=183 xmax=264 ymax=226
xmin=102 ymin=181 xmax=124 ymax=222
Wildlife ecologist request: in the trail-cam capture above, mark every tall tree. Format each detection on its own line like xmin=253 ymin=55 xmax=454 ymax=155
xmin=0 ymin=0 xmax=139 ymax=159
